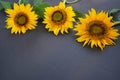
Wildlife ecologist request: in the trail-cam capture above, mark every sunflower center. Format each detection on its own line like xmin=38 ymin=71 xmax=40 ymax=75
xmin=91 ymin=26 xmax=103 ymax=34
xmin=15 ymin=13 xmax=28 ymax=26
xmin=53 ymin=11 xmax=63 ymax=21
xmin=52 ymin=10 xmax=66 ymax=24
xmin=88 ymin=21 xmax=107 ymax=37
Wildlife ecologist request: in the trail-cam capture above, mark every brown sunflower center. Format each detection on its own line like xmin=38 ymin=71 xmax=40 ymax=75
xmin=15 ymin=13 xmax=28 ymax=26
xmin=88 ymin=21 xmax=107 ymax=37
xmin=52 ymin=10 xmax=67 ymax=24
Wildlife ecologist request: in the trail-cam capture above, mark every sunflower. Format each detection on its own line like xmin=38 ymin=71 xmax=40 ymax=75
xmin=43 ymin=2 xmax=75 ymax=36
xmin=5 ymin=3 xmax=38 ymax=34
xmin=74 ymin=8 xmax=120 ymax=50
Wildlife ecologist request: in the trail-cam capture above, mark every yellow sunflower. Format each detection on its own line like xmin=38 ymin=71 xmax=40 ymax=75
xmin=74 ymin=8 xmax=120 ymax=50
xmin=43 ymin=2 xmax=75 ymax=36
xmin=6 ymin=3 xmax=38 ymax=34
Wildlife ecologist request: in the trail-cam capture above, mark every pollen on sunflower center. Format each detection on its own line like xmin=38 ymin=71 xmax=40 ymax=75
xmin=52 ymin=10 xmax=66 ymax=24
xmin=15 ymin=13 xmax=28 ymax=26
xmin=88 ymin=21 xmax=106 ymax=36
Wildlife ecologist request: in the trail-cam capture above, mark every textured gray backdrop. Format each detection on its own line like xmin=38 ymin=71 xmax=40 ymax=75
xmin=0 ymin=0 xmax=120 ymax=80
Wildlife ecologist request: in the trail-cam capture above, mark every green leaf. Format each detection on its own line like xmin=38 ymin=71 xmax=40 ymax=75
xmin=115 ymin=21 xmax=120 ymax=25
xmin=21 ymin=0 xmax=29 ymax=4
xmin=0 ymin=1 xmax=12 ymax=9
xmin=0 ymin=6 xmax=3 ymax=11
xmin=74 ymin=10 xmax=84 ymax=19
xmin=33 ymin=0 xmax=43 ymax=7
xmin=109 ymin=9 xmax=120 ymax=15
xmin=33 ymin=2 xmax=50 ymax=18
xmin=118 ymin=16 xmax=120 ymax=21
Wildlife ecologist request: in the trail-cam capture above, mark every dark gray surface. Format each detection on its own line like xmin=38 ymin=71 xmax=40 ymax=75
xmin=0 ymin=0 xmax=120 ymax=80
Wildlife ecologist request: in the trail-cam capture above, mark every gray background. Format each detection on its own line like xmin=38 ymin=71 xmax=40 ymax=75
xmin=0 ymin=0 xmax=120 ymax=80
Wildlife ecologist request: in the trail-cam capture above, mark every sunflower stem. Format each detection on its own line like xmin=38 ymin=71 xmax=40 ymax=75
xmin=18 ymin=0 xmax=22 ymax=5
xmin=66 ymin=0 xmax=78 ymax=4
xmin=63 ymin=0 xmax=67 ymax=4
xmin=63 ymin=0 xmax=78 ymax=4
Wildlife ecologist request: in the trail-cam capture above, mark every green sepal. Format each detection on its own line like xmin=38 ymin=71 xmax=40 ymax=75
xmin=0 ymin=1 xmax=12 ymax=10
xmin=74 ymin=10 xmax=84 ymax=19
xmin=33 ymin=0 xmax=50 ymax=18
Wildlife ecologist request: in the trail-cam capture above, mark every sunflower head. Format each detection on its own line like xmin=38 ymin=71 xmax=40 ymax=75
xmin=43 ymin=2 xmax=75 ymax=36
xmin=5 ymin=3 xmax=38 ymax=34
xmin=74 ymin=8 xmax=120 ymax=50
